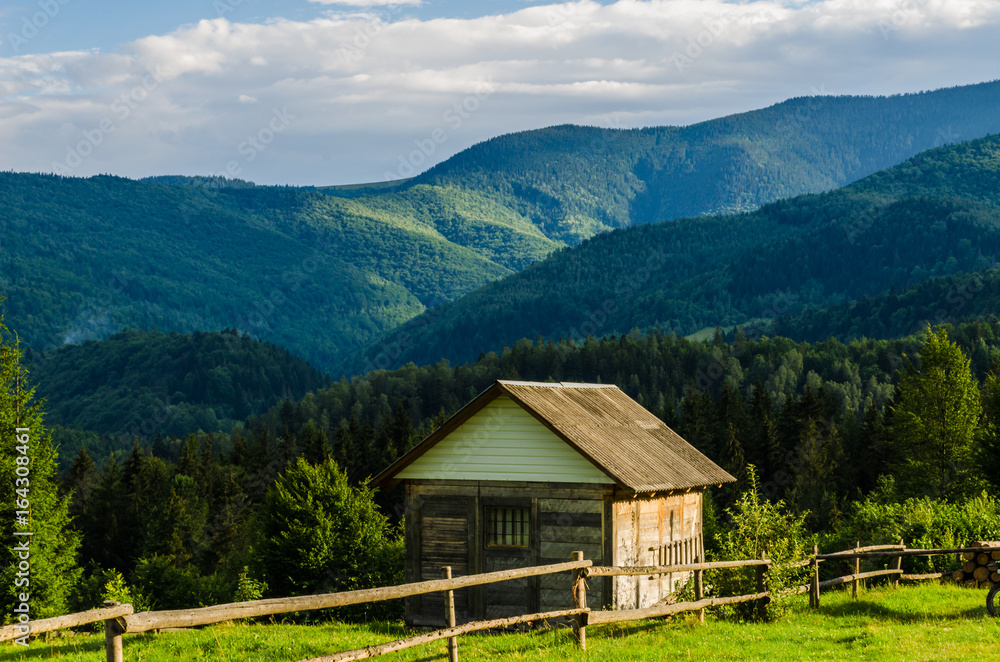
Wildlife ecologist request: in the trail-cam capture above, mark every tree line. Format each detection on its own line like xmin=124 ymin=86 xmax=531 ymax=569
xmin=6 ymin=319 xmax=1000 ymax=621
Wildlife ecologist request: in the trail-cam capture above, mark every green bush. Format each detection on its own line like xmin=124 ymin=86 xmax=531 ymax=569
xmin=234 ymin=566 xmax=268 ymax=603
xmin=711 ymin=466 xmax=812 ymax=620
xmin=101 ymin=570 xmax=153 ymax=613
xmin=828 ymin=476 xmax=1000 ymax=573
xmin=132 ymin=556 xmax=232 ymax=610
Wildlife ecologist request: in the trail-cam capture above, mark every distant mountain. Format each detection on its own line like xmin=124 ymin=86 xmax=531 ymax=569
xmin=27 ymin=329 xmax=330 ymax=441
xmin=5 ymin=80 xmax=1000 ymax=373
xmin=403 ymin=80 xmax=1000 ymax=243
xmin=356 ymin=134 xmax=1000 ymax=371
xmin=0 ymin=173 xmax=555 ymax=372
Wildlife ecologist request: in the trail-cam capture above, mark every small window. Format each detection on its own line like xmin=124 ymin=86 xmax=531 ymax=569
xmin=486 ymin=507 xmax=530 ymax=547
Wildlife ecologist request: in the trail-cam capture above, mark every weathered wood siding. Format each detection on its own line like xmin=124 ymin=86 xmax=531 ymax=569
xmin=395 ymin=396 xmax=615 ymax=484
xmin=612 ymin=491 xmax=704 ymax=609
xmin=406 ymin=482 xmax=613 ymax=625
xmin=537 ymin=497 xmax=606 ymax=612
xmin=406 ymin=491 xmax=473 ymax=626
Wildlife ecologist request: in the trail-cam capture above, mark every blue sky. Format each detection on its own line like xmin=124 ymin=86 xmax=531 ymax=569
xmin=1 ymin=0 xmax=997 ymax=186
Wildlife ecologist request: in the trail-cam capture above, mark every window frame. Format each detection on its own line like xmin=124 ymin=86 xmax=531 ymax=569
xmin=483 ymin=504 xmax=532 ymax=549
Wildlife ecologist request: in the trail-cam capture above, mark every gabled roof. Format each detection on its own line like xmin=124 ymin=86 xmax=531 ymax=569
xmin=369 ymin=380 xmax=735 ymax=493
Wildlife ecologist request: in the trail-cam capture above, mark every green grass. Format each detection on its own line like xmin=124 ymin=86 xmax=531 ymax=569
xmin=6 ymin=584 xmax=999 ymax=661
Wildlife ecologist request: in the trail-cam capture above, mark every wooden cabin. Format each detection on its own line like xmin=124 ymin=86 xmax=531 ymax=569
xmin=370 ymin=380 xmax=735 ymax=626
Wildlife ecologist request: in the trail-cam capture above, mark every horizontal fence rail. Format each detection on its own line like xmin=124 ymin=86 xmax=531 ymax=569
xmin=588 ymin=592 xmax=769 ymax=625
xmin=818 ymin=569 xmax=902 ymax=590
xmin=122 ymin=559 xmax=592 ymax=634
xmin=816 ymin=546 xmax=999 ymax=560
xmin=586 ymin=558 xmax=770 ymax=577
xmin=302 ymin=608 xmax=591 ymax=662
xmin=817 ymin=544 xmax=905 ymax=558
xmin=0 ymin=603 xmax=133 ymax=642
xmin=900 ymin=572 xmax=951 ymax=581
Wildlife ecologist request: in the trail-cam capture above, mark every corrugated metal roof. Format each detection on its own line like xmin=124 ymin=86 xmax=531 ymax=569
xmin=370 ymin=380 xmax=735 ymax=492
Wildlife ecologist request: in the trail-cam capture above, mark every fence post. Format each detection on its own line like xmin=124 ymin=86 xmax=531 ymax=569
xmin=852 ymin=541 xmax=860 ymax=599
xmin=694 ymin=554 xmax=705 ymax=624
xmin=442 ymin=567 xmax=458 ymax=662
xmin=571 ymin=551 xmax=587 ymax=651
xmin=810 ymin=544 xmax=820 ymax=611
xmin=103 ymin=600 xmax=124 ymax=662
xmin=893 ymin=539 xmax=904 ymax=588
xmin=755 ymin=552 xmax=769 ymax=621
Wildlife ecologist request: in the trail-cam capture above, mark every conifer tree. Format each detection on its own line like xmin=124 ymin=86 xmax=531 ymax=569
xmin=0 ymin=319 xmax=81 ymax=619
xmin=890 ymin=325 xmax=983 ymax=499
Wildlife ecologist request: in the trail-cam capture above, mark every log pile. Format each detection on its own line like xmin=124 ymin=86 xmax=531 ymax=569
xmin=950 ymin=541 xmax=1000 ymax=588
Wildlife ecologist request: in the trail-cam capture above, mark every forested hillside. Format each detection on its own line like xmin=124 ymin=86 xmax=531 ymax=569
xmin=27 ymin=329 xmax=329 ymax=447
xmin=4 ymin=81 xmax=1000 ymax=374
xmin=51 ymin=319 xmax=1000 ymax=613
xmin=358 ymin=134 xmax=1000 ymax=371
xmin=0 ymin=174 xmax=552 ymax=372
xmin=773 ymin=267 xmax=1000 ymax=342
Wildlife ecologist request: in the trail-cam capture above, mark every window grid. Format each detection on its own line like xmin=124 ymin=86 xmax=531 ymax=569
xmin=486 ymin=507 xmax=529 ymax=547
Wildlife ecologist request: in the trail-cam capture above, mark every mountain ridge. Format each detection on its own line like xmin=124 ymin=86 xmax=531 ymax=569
xmin=356 ymin=133 xmax=1000 ymax=372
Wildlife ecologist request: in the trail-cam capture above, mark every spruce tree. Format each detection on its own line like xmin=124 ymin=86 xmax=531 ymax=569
xmin=0 ymin=320 xmax=81 ymax=620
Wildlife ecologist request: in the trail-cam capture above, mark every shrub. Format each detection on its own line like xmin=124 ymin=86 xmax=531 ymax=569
xmin=132 ymin=555 xmax=232 ymax=610
xmin=711 ymin=466 xmax=812 ymax=620
xmin=828 ymin=475 xmax=1000 ymax=573
xmin=234 ymin=566 xmax=268 ymax=603
xmin=101 ymin=571 xmax=152 ymax=613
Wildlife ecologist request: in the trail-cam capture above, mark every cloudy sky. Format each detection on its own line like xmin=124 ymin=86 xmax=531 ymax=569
xmin=1 ymin=0 xmax=998 ymax=186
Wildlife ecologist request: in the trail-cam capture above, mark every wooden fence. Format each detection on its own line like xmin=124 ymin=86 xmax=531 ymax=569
xmin=806 ymin=542 xmax=1000 ymax=610
xmin=3 ymin=543 xmax=994 ymax=661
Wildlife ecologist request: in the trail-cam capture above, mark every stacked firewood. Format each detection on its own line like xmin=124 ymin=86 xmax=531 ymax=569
xmin=951 ymin=541 xmax=1000 ymax=588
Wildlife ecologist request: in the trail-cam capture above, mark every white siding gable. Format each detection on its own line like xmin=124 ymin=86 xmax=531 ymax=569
xmin=396 ymin=395 xmax=614 ymax=483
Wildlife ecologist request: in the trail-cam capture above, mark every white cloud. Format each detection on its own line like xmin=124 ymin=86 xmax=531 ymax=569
xmin=310 ymin=0 xmax=422 ymax=5
xmin=0 ymin=0 xmax=997 ymax=185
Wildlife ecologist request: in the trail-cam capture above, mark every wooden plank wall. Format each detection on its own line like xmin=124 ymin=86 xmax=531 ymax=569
xmin=408 ymin=482 xmax=612 ymax=624
xmin=537 ymin=498 xmax=605 ymax=612
xmin=614 ymin=492 xmax=704 ymax=609
xmin=411 ymin=495 xmax=471 ymax=625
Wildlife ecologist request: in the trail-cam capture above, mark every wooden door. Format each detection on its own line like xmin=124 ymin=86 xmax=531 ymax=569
xmin=481 ymin=501 xmax=538 ymax=619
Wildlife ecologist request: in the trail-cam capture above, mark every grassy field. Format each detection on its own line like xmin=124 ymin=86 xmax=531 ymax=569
xmin=6 ymin=583 xmax=999 ymax=661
